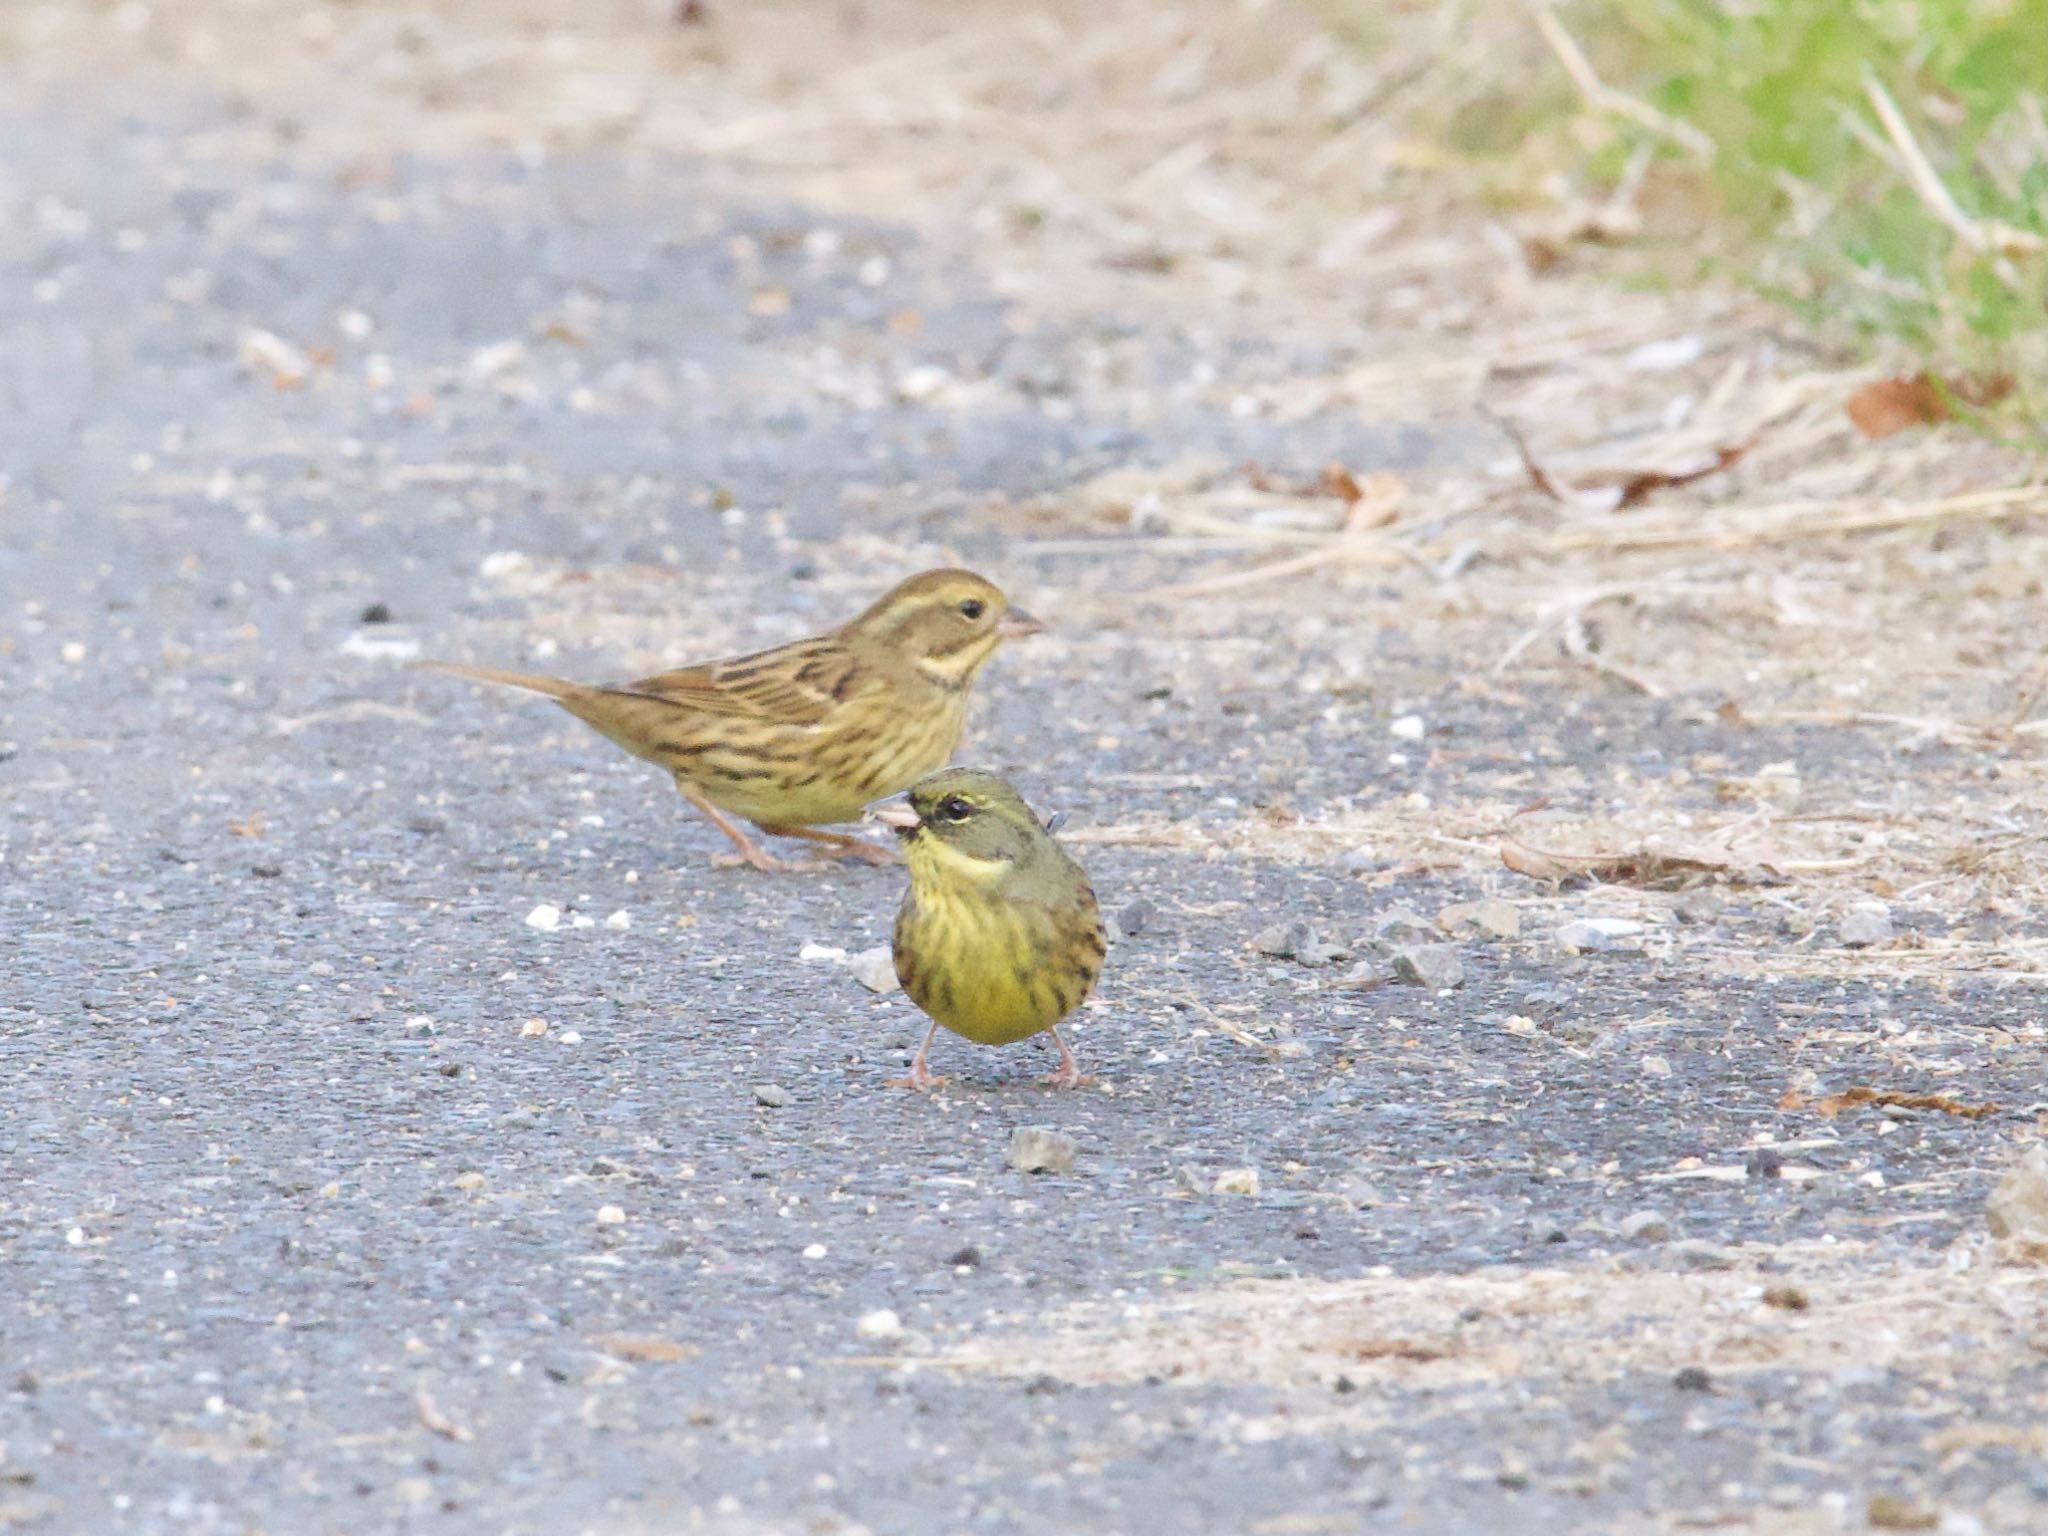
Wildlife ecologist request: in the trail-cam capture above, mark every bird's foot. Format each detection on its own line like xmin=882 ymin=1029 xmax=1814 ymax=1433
xmin=888 ymin=1066 xmax=948 ymax=1092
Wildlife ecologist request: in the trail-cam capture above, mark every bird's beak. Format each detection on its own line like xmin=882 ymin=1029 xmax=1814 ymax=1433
xmin=997 ymin=608 xmax=1045 ymax=640
xmin=868 ymin=800 xmax=921 ymax=837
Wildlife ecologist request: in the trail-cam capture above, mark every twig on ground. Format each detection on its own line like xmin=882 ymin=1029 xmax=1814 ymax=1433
xmin=1861 ymin=69 xmax=2042 ymax=264
xmin=1533 ymin=5 xmax=1714 ymax=161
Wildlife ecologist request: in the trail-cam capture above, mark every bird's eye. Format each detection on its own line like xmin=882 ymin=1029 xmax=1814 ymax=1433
xmin=957 ymin=598 xmax=986 ymax=621
xmin=936 ymin=795 xmax=974 ymax=822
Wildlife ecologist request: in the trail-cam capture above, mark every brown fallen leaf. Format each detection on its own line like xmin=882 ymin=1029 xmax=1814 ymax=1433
xmin=589 ymin=1333 xmax=700 ymax=1363
xmin=1346 ymin=1338 xmax=1448 ymax=1364
xmin=1489 ymin=411 xmax=1758 ymax=512
xmin=1845 ymin=372 xmax=2013 ymax=439
xmin=1779 ymin=1086 xmax=2000 ymax=1121
xmin=1500 ymin=835 xmax=1740 ymax=888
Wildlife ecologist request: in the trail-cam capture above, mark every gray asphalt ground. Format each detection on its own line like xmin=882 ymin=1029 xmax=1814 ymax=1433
xmin=4 ymin=73 xmax=2047 ymax=1536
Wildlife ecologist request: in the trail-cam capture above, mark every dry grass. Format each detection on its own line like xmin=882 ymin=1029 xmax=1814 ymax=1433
xmin=882 ymin=1239 xmax=2047 ymax=1438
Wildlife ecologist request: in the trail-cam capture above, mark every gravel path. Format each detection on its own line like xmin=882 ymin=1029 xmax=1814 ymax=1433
xmin=4 ymin=46 xmax=2046 ymax=1536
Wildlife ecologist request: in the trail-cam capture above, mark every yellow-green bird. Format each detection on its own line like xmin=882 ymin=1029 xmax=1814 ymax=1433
xmin=871 ymin=768 xmax=1105 ymax=1090
xmin=420 ymin=569 xmax=1040 ymax=873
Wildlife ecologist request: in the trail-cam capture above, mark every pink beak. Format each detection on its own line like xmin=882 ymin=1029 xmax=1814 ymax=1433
xmin=997 ymin=609 xmax=1045 ymax=640
xmin=868 ymin=800 xmax=920 ymax=834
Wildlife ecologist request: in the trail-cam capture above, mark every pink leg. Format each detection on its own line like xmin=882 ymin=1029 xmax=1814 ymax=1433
xmin=889 ymin=1023 xmax=947 ymax=1091
xmin=1041 ymin=1025 xmax=1090 ymax=1089
xmin=677 ymin=784 xmax=822 ymax=873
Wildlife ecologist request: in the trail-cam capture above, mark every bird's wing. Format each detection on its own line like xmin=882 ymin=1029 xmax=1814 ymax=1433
xmin=621 ymin=637 xmax=869 ymax=727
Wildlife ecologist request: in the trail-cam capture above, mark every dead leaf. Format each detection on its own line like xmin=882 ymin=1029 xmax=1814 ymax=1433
xmin=1609 ymin=440 xmax=1756 ymax=509
xmin=1489 ymin=411 xmax=1757 ymax=512
xmin=1845 ymin=372 xmax=2013 ymax=439
xmin=228 ymin=812 xmax=267 ymax=839
xmin=1780 ymin=1086 xmax=2000 ymax=1121
xmin=589 ymin=1333 xmax=700 ymax=1363
xmin=1500 ymin=836 xmax=1739 ymax=888
xmin=1347 ymin=1338 xmax=1448 ymax=1364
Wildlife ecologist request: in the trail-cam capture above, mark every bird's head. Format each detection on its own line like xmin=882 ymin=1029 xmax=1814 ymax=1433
xmin=870 ymin=767 xmax=1050 ymax=886
xmin=842 ymin=569 xmax=1041 ymax=687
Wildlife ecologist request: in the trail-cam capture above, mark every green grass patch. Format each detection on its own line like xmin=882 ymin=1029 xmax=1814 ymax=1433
xmin=1350 ymin=0 xmax=2048 ymax=400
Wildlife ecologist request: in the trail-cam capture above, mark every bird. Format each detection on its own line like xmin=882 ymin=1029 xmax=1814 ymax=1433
xmin=419 ymin=570 xmax=1042 ymax=873
xmin=870 ymin=767 xmax=1105 ymax=1090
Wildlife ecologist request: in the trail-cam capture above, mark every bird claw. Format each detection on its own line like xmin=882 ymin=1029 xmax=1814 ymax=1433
xmin=888 ymin=1069 xmax=948 ymax=1092
xmin=1041 ymin=1066 xmax=1093 ymax=1090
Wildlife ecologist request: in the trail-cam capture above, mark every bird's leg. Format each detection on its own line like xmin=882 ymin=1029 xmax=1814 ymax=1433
xmin=1041 ymin=1026 xmax=1091 ymax=1089
xmin=754 ymin=823 xmax=900 ymax=866
xmin=675 ymin=782 xmax=823 ymax=874
xmin=888 ymin=1023 xmax=947 ymax=1091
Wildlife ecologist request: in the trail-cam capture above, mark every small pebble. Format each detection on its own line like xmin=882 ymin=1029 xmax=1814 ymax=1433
xmin=520 ymin=1018 xmax=548 ymax=1038
xmin=1388 ymin=714 xmax=1425 ymax=741
xmin=802 ymin=1243 xmax=827 ymax=1260
xmin=1114 ymin=896 xmax=1160 ymax=939
xmin=605 ymin=910 xmax=631 ymax=931
xmin=855 ymin=1309 xmax=902 ymax=1340
xmin=595 ymin=1205 xmax=626 ymax=1226
xmin=754 ymin=1084 xmax=789 ymax=1109
xmin=525 ymin=904 xmax=562 ymax=932
xmin=1673 ymin=888 xmax=1722 ymax=924
xmin=1619 ymin=1210 xmax=1672 ymax=1243
xmin=1436 ymin=899 xmax=1520 ymax=939
xmin=1212 ymin=1168 xmax=1261 ymax=1196
xmin=1006 ymin=1126 xmax=1077 ymax=1175
xmin=452 ymin=1171 xmax=486 ymax=1192
xmin=1556 ymin=917 xmax=1644 ymax=953
xmin=847 ymin=946 xmax=899 ymax=994
xmin=359 ymin=602 xmax=393 ymax=624
xmin=1837 ymin=907 xmax=1894 ymax=949
xmin=1391 ymin=944 xmax=1464 ymax=990
xmin=404 ymin=1015 xmax=436 ymax=1038
xmin=1250 ymin=921 xmax=1339 ymax=967
xmin=1369 ymin=906 xmax=1435 ymax=948
xmin=1672 ymin=1365 xmax=1712 ymax=1392
xmin=1640 ymin=1054 xmax=1672 ymax=1079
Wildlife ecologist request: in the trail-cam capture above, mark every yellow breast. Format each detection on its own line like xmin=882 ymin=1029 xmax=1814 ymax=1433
xmin=892 ymin=885 xmax=1100 ymax=1047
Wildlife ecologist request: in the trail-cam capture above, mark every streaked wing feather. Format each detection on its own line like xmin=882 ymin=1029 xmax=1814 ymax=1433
xmin=621 ymin=638 xmax=865 ymax=727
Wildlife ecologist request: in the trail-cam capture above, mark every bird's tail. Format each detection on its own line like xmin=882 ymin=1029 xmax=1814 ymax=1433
xmin=415 ymin=660 xmax=585 ymax=701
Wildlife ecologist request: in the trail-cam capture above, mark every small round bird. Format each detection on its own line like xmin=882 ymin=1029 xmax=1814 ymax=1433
xmin=872 ymin=768 xmax=1105 ymax=1090
xmin=420 ymin=569 xmax=1041 ymax=873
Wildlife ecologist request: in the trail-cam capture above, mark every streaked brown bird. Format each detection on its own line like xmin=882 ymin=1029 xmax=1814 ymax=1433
xmin=421 ymin=569 xmax=1041 ymax=873
xmin=872 ymin=768 xmax=1105 ymax=1090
